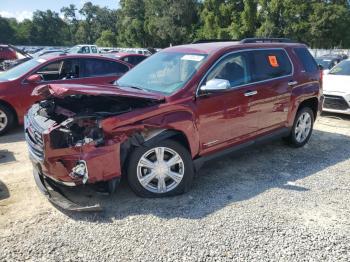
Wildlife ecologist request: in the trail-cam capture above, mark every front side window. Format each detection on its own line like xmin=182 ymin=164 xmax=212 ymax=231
xmin=117 ymin=52 xmax=207 ymax=95
xmin=91 ymin=46 xmax=98 ymax=53
xmin=329 ymin=60 xmax=350 ymax=76
xmin=250 ymin=49 xmax=292 ymax=82
xmin=35 ymin=59 xmax=80 ymax=81
xmin=205 ymin=53 xmax=251 ymax=88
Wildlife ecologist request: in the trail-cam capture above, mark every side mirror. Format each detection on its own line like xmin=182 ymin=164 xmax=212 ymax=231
xmin=26 ymin=74 xmax=43 ymax=83
xmin=318 ymin=64 xmax=324 ymax=71
xmin=200 ymin=79 xmax=230 ymax=92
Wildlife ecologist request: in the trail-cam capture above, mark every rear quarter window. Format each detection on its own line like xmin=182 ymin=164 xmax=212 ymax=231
xmin=294 ymin=47 xmax=318 ymax=73
xmin=249 ymin=49 xmax=292 ymax=82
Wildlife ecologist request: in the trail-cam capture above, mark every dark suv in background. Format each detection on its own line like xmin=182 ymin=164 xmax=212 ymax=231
xmin=25 ymin=38 xmax=323 ymax=210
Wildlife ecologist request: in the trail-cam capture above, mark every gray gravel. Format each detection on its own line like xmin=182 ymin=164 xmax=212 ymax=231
xmin=1 ymin=114 xmax=350 ymax=261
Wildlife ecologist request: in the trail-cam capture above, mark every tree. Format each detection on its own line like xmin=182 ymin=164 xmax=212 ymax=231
xmin=117 ymin=0 xmax=147 ymax=47
xmin=30 ymin=10 xmax=68 ymax=45
xmin=0 ymin=16 xmax=16 ymax=43
xmin=144 ymin=0 xmax=199 ymax=47
xmin=96 ymin=29 xmax=117 ymax=46
xmin=61 ymin=4 xmax=79 ymax=44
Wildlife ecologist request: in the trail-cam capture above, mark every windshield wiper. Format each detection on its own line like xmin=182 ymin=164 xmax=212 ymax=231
xmin=118 ymin=84 xmax=150 ymax=92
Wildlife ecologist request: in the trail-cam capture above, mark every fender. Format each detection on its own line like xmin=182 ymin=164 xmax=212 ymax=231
xmin=287 ymin=81 xmax=320 ymax=127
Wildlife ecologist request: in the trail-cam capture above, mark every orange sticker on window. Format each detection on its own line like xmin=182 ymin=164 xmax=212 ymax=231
xmin=268 ymin=55 xmax=279 ymax=67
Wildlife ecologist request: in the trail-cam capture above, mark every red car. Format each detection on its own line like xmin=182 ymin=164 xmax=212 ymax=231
xmin=25 ymin=38 xmax=323 ymax=210
xmin=0 ymin=54 xmax=132 ymax=134
xmin=113 ymin=52 xmax=148 ymax=66
xmin=0 ymin=45 xmax=17 ymax=62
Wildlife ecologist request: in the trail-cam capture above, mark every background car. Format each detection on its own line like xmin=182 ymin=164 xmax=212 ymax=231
xmin=0 ymin=54 xmax=132 ymax=135
xmin=0 ymin=45 xmax=17 ymax=63
xmin=113 ymin=52 xmax=148 ymax=66
xmin=315 ymin=55 xmax=343 ymax=74
xmin=68 ymin=45 xmax=99 ymax=54
xmin=323 ymin=59 xmax=350 ymax=115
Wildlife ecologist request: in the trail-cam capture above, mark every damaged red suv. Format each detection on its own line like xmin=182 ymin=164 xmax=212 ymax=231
xmin=25 ymin=38 xmax=323 ymax=210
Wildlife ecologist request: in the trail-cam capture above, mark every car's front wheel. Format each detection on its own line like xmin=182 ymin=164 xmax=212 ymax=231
xmin=0 ymin=104 xmax=14 ymax=136
xmin=127 ymin=139 xmax=194 ymax=197
xmin=286 ymin=107 xmax=314 ymax=147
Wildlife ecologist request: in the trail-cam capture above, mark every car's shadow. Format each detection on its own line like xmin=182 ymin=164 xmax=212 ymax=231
xmin=0 ymin=180 xmax=10 ymax=201
xmin=58 ymin=128 xmax=350 ymax=222
xmin=0 ymin=126 xmax=25 ymax=144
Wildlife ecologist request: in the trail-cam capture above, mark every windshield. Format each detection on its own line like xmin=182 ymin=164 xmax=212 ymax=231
xmin=0 ymin=58 xmax=43 ymax=81
xmin=315 ymin=58 xmax=332 ymax=69
xmin=329 ymin=60 xmax=350 ymax=75
xmin=116 ymin=52 xmax=207 ymax=95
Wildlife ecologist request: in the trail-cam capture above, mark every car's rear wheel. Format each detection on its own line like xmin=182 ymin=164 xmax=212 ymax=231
xmin=286 ymin=107 xmax=314 ymax=147
xmin=127 ymin=139 xmax=194 ymax=197
xmin=0 ymin=104 xmax=14 ymax=136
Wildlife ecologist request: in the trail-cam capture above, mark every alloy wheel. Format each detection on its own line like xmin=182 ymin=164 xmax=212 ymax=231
xmin=137 ymin=146 xmax=185 ymax=194
xmin=0 ymin=109 xmax=8 ymax=132
xmin=295 ymin=112 xmax=312 ymax=143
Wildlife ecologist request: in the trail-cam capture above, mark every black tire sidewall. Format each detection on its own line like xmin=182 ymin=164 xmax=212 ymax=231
xmin=290 ymin=107 xmax=314 ymax=147
xmin=127 ymin=139 xmax=194 ymax=198
xmin=0 ymin=104 xmax=14 ymax=135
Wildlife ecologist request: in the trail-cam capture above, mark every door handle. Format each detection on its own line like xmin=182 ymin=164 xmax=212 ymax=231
xmin=288 ymin=80 xmax=298 ymax=86
xmin=244 ymin=90 xmax=258 ymax=97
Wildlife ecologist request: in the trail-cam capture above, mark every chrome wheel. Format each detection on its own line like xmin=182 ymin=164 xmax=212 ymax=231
xmin=295 ymin=112 xmax=312 ymax=143
xmin=137 ymin=146 xmax=185 ymax=194
xmin=0 ymin=109 xmax=8 ymax=132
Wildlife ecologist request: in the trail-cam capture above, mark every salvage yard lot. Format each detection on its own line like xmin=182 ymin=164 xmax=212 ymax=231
xmin=1 ymin=114 xmax=350 ymax=261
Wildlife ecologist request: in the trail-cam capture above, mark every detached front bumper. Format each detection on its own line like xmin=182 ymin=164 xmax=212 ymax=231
xmin=33 ymin=164 xmax=102 ymax=212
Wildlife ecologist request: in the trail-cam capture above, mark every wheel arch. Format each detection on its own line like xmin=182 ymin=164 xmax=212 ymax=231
xmin=298 ymin=97 xmax=319 ymax=119
xmin=120 ymin=128 xmax=194 ymax=174
xmin=0 ymin=99 xmax=18 ymax=124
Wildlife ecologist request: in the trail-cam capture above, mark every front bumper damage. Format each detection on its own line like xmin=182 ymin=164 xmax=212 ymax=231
xmin=33 ymin=165 xmax=102 ymax=212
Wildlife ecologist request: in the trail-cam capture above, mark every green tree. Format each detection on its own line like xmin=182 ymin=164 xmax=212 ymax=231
xmin=96 ymin=29 xmax=117 ymax=46
xmin=0 ymin=16 xmax=16 ymax=43
xmin=117 ymin=0 xmax=147 ymax=47
xmin=144 ymin=0 xmax=199 ymax=47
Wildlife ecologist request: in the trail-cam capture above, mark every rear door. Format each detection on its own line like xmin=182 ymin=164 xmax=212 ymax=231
xmin=79 ymin=58 xmax=130 ymax=84
xmin=247 ymin=49 xmax=294 ymax=133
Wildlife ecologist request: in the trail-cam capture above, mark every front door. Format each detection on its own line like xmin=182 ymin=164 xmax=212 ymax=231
xmin=196 ymin=51 xmax=259 ymax=155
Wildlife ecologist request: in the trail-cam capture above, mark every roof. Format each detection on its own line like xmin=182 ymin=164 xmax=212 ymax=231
xmin=163 ymin=41 xmax=305 ymax=55
xmin=38 ymin=53 xmax=132 ymax=65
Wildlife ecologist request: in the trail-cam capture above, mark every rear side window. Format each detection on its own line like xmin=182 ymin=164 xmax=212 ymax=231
xmin=294 ymin=48 xmax=318 ymax=73
xmin=250 ymin=49 xmax=292 ymax=82
xmin=81 ymin=58 xmax=129 ymax=77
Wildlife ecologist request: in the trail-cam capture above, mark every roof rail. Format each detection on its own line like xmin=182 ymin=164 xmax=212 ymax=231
xmin=192 ymin=39 xmax=238 ymax=44
xmin=240 ymin=38 xmax=296 ymax=44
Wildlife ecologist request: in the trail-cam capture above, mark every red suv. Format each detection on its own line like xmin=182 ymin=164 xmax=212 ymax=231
xmin=25 ymin=39 xmax=323 ymax=210
xmin=0 ymin=54 xmax=132 ymax=134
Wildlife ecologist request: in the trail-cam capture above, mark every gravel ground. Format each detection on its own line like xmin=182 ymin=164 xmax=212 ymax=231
xmin=0 ymin=113 xmax=350 ymax=261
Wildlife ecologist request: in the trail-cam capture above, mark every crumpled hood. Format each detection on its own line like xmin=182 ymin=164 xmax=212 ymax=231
xmin=32 ymin=83 xmax=166 ymax=101
xmin=323 ymin=74 xmax=350 ymax=94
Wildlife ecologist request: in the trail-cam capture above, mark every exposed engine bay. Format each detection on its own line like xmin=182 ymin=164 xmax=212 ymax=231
xmin=34 ymin=95 xmax=158 ymax=149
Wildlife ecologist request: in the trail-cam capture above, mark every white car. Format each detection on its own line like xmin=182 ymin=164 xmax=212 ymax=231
xmin=323 ymin=59 xmax=350 ymax=115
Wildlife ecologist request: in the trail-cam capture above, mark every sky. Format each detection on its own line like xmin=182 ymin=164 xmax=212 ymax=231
xmin=0 ymin=0 xmax=119 ymax=21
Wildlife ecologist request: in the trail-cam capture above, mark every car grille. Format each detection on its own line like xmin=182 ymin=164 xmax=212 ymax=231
xmin=324 ymin=95 xmax=349 ymax=111
xmin=25 ymin=113 xmax=45 ymax=162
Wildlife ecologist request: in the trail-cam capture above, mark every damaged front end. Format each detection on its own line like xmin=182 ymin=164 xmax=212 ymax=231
xmin=25 ymin=84 xmax=164 ymax=211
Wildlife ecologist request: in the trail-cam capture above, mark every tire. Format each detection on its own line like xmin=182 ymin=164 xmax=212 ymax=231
xmin=127 ymin=139 xmax=194 ymax=198
xmin=0 ymin=104 xmax=15 ymax=136
xmin=285 ymin=107 xmax=314 ymax=148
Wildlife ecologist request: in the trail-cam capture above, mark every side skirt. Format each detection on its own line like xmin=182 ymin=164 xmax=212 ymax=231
xmin=193 ymin=127 xmax=290 ymax=172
